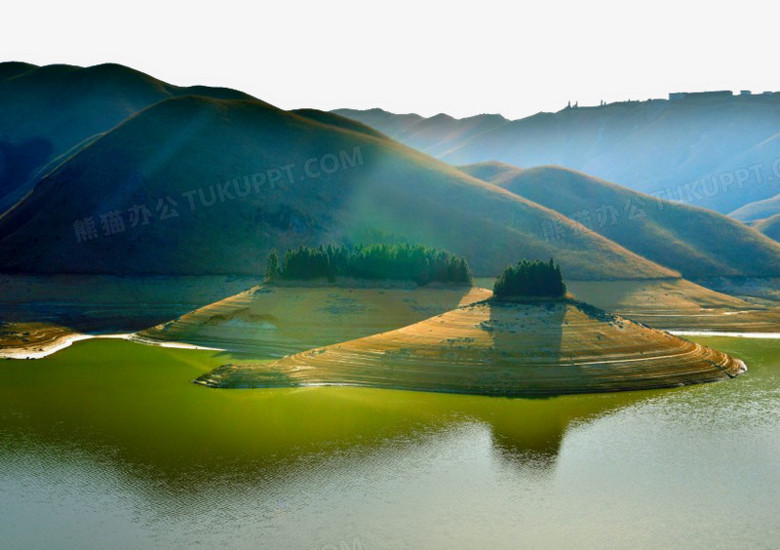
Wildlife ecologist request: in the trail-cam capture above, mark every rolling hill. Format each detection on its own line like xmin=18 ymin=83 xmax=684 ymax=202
xmin=729 ymin=193 xmax=780 ymax=222
xmin=459 ymin=162 xmax=780 ymax=278
xmin=753 ymin=214 xmax=780 ymax=241
xmin=335 ymin=93 xmax=780 ymax=213
xmin=0 ymin=62 xmax=254 ymax=213
xmin=0 ymin=72 xmax=675 ymax=280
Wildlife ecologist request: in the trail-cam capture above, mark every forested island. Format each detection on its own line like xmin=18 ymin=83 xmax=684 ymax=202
xmin=493 ymin=259 xmax=566 ymax=298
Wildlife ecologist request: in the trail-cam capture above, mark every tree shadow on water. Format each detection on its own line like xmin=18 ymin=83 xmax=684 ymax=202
xmin=480 ymin=298 xmax=653 ymax=470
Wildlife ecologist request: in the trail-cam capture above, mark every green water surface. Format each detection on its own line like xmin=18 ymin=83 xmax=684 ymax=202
xmin=0 ymin=337 xmax=777 ymax=549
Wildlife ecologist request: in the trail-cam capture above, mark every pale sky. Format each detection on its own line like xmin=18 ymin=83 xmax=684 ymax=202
xmin=4 ymin=0 xmax=777 ymax=119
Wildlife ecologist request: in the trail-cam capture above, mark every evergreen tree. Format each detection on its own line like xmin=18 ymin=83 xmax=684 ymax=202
xmin=265 ymin=249 xmax=280 ymax=281
xmin=271 ymin=243 xmax=472 ymax=285
xmin=493 ymin=258 xmax=566 ymax=298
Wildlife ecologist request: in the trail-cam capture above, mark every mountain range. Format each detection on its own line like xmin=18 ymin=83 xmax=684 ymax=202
xmin=1 ymin=63 xmax=778 ymax=280
xmin=334 ymin=94 xmax=780 ymax=214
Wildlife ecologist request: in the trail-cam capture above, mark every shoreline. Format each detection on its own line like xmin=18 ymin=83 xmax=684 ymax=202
xmin=1 ymin=333 xmax=225 ymax=360
xmin=3 ymin=328 xmax=778 ymax=361
xmin=197 ymin=300 xmax=749 ymax=394
xmin=668 ymin=330 xmax=780 ymax=339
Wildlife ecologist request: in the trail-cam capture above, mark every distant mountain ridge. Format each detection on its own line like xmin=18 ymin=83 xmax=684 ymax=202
xmin=729 ymin=193 xmax=780 ymax=222
xmin=334 ymin=92 xmax=780 ymax=214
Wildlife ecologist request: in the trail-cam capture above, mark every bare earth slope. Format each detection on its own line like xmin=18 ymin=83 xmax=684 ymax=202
xmin=0 ymin=274 xmax=260 ymax=358
xmin=198 ymin=299 xmax=745 ymax=396
xmin=139 ymin=283 xmax=490 ymax=357
xmin=566 ymin=278 xmax=780 ymax=332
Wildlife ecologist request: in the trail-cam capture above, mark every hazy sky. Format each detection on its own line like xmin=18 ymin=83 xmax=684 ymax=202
xmin=4 ymin=0 xmax=777 ymax=119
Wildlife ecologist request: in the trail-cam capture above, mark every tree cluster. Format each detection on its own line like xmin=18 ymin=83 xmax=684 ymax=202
xmin=493 ymin=259 xmax=566 ymax=299
xmin=266 ymin=244 xmax=472 ymax=286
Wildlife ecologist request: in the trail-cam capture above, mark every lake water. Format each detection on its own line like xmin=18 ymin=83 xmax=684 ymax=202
xmin=0 ymin=337 xmax=777 ymax=549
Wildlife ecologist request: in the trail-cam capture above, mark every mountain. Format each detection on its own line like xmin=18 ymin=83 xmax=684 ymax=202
xmin=334 ymin=92 xmax=780 ymax=213
xmin=0 ymin=70 xmax=676 ymax=280
xmin=459 ymin=163 xmax=780 ymax=278
xmin=0 ymin=62 xmax=253 ymax=212
xmin=332 ymin=109 xmax=510 ymax=159
xmin=729 ymin=193 xmax=780 ymax=222
xmin=753 ymin=214 xmax=780 ymax=241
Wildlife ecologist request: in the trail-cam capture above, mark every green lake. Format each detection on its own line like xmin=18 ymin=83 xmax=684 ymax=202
xmin=0 ymin=336 xmax=778 ymax=549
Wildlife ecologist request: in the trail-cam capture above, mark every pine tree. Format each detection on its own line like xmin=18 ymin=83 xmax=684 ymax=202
xmin=271 ymin=243 xmax=472 ymax=285
xmin=493 ymin=258 xmax=566 ymax=298
xmin=265 ymin=249 xmax=280 ymax=281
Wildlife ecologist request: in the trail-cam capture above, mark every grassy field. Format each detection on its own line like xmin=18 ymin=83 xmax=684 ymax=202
xmin=471 ymin=277 xmax=780 ymax=332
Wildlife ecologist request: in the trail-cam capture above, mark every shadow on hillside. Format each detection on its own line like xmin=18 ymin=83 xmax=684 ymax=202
xmin=0 ymin=137 xmax=52 ymax=208
xmin=484 ymin=299 xmax=565 ymax=394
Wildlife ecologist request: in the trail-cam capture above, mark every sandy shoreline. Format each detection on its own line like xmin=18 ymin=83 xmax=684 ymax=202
xmin=1 ymin=332 xmax=225 ymax=359
xmin=3 ymin=328 xmax=778 ymax=361
xmin=669 ymin=330 xmax=780 ymax=339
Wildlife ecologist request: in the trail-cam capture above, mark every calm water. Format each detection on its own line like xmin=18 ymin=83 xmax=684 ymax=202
xmin=0 ymin=337 xmax=777 ymax=549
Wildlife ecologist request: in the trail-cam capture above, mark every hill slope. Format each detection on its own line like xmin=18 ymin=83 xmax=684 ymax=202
xmin=729 ymin=193 xmax=780 ymax=222
xmin=753 ymin=213 xmax=780 ymax=241
xmin=0 ymin=62 xmax=255 ymax=212
xmin=566 ymin=278 xmax=780 ymax=332
xmin=139 ymin=284 xmax=491 ymax=357
xmin=0 ymin=93 xmax=674 ymax=279
xmin=335 ymin=94 xmax=780 ymax=213
xmin=459 ymin=163 xmax=780 ymax=278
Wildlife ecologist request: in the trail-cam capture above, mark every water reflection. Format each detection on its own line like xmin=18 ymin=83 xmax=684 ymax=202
xmin=1 ymin=336 xmax=775 ymax=549
xmin=0 ymin=339 xmax=663 ymax=502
